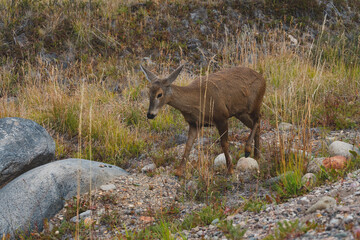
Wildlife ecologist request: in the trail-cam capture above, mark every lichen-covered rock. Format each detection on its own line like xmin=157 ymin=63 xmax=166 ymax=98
xmin=0 ymin=117 xmax=55 ymax=187
xmin=301 ymin=173 xmax=317 ymax=188
xmin=0 ymin=159 xmax=127 ymax=236
xmin=236 ymin=157 xmax=259 ymax=182
xmin=322 ymin=156 xmax=348 ymax=170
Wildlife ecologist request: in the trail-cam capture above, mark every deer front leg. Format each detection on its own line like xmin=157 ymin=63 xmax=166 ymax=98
xmin=174 ymin=124 xmax=197 ymax=177
xmin=245 ymin=120 xmax=259 ymax=158
xmin=216 ymin=120 xmax=234 ymax=175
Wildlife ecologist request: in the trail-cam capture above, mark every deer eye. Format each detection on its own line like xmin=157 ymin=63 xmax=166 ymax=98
xmin=157 ymin=93 xmax=163 ymax=98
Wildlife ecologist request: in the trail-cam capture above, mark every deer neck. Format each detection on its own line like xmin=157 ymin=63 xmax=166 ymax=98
xmin=167 ymin=85 xmax=199 ymax=114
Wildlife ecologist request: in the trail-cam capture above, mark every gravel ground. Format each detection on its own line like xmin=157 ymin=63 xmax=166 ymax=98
xmin=50 ymin=128 xmax=360 ymax=239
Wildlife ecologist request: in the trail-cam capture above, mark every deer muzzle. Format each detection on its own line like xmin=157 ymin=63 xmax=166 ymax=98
xmin=147 ymin=112 xmax=156 ymax=119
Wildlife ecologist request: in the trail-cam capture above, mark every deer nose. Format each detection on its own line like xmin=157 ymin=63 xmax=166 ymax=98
xmin=147 ymin=113 xmax=156 ymax=119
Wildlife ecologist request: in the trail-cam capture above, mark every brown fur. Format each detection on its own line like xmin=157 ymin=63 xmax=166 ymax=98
xmin=140 ymin=65 xmax=266 ymax=175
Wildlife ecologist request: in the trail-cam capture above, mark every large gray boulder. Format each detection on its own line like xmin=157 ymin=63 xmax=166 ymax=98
xmin=328 ymin=140 xmax=360 ymax=159
xmin=0 ymin=117 xmax=55 ymax=187
xmin=0 ymin=159 xmax=128 ymax=236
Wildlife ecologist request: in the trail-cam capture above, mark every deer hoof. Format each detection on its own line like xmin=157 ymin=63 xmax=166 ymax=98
xmin=245 ymin=151 xmax=250 ymax=158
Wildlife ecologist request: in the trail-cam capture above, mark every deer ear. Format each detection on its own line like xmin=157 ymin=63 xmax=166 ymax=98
xmin=164 ymin=65 xmax=184 ymax=86
xmin=140 ymin=65 xmax=158 ymax=82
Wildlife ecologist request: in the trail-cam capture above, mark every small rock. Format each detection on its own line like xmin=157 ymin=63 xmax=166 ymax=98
xmin=350 ymin=181 xmax=359 ymax=188
xmin=329 ymin=141 xmax=359 ymax=159
xmin=214 ymin=153 xmax=228 ymax=171
xmin=141 ymin=163 xmax=156 ymax=173
xmin=236 ymin=157 xmax=259 ymax=172
xmin=335 ymin=232 xmax=348 ymax=238
xmin=307 ymin=157 xmax=326 ymax=173
xmin=322 ymin=156 xmax=347 ymax=170
xmin=329 ymin=218 xmax=340 ymax=227
xmin=344 ymin=215 xmax=354 ymax=223
xmin=301 ymin=173 xmax=317 ymax=188
xmin=100 ymin=183 xmax=116 ymax=191
xmin=306 ymin=196 xmax=337 ymax=214
xmin=70 ymin=210 xmax=92 ymax=223
xmin=236 ymin=157 xmax=259 ymax=182
xmin=278 ymin=122 xmax=294 ymax=131
xmin=211 ymin=218 xmax=219 ymax=225
xmin=298 ymin=196 xmax=310 ymax=205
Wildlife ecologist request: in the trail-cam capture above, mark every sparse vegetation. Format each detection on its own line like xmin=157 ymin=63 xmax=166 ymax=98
xmin=243 ymin=197 xmax=267 ymax=213
xmin=263 ymin=219 xmax=318 ymax=240
xmin=218 ymin=220 xmax=247 ymax=240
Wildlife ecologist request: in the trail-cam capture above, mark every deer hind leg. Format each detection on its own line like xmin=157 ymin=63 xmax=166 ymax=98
xmin=254 ymin=119 xmax=260 ymax=159
xmin=216 ymin=120 xmax=234 ymax=175
xmin=174 ymin=124 xmax=197 ymax=177
xmin=236 ymin=113 xmax=259 ymax=158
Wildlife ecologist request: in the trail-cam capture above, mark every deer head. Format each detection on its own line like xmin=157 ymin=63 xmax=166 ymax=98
xmin=140 ymin=65 xmax=183 ymax=119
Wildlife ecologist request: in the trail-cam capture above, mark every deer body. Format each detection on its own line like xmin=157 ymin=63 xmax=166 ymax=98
xmin=141 ymin=65 xmax=266 ymax=175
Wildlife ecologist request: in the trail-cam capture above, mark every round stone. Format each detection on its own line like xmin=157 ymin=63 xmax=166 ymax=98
xmin=213 ymin=153 xmax=228 ymax=171
xmin=236 ymin=157 xmax=259 ymax=172
xmin=301 ymin=173 xmax=317 ymax=188
xmin=236 ymin=157 xmax=259 ymax=182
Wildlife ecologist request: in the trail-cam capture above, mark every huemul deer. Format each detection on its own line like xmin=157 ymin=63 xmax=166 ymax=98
xmin=140 ymin=65 xmax=266 ymax=175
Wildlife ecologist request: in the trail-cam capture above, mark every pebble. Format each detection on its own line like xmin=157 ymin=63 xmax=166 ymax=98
xmin=329 ymin=218 xmax=340 ymax=227
xmin=213 ymin=153 xmax=227 ymax=171
xmin=141 ymin=163 xmax=156 ymax=173
xmin=70 ymin=210 xmax=91 ymax=223
xmin=211 ymin=218 xmax=219 ymax=225
xmin=344 ymin=215 xmax=354 ymax=223
xmin=301 ymin=173 xmax=317 ymax=188
xmin=100 ymin=183 xmax=116 ymax=191
xmin=278 ymin=122 xmax=294 ymax=131
xmin=298 ymin=196 xmax=310 ymax=205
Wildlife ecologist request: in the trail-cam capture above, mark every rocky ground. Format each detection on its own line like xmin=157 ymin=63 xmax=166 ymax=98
xmin=50 ymin=126 xmax=360 ymax=239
